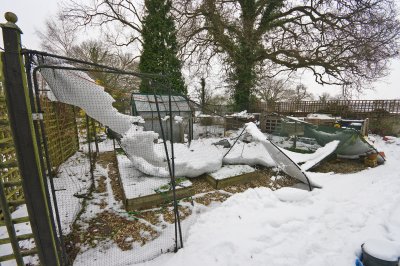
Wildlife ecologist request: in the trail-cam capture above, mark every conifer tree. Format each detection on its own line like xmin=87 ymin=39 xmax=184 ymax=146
xmin=139 ymin=0 xmax=186 ymax=94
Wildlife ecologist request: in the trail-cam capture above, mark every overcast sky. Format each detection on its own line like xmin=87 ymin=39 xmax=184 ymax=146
xmin=1 ymin=0 xmax=399 ymax=100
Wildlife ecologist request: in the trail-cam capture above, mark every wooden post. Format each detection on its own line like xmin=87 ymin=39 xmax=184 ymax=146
xmin=293 ymin=121 xmax=297 ymax=149
xmin=200 ymin=77 xmax=205 ymax=113
xmin=178 ymin=122 xmax=183 ymax=143
xmin=260 ymin=111 xmax=267 ymax=133
xmin=1 ymin=12 xmax=61 ymax=266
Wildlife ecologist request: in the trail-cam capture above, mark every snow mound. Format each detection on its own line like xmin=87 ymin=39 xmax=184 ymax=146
xmin=210 ymin=165 xmax=255 ymax=180
xmin=173 ymin=141 xmax=224 ymax=177
xmin=226 ymin=110 xmax=255 ymax=119
xmin=307 ymin=113 xmax=335 ymax=120
xmin=274 ymin=187 xmax=310 ymax=202
xmin=223 ymin=142 xmax=275 ymax=167
xmin=120 ymin=128 xmax=169 ymax=177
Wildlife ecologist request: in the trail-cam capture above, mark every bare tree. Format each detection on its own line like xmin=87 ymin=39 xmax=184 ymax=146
xmin=318 ymin=92 xmax=332 ymax=103
xmin=36 ymin=15 xmax=78 ymax=56
xmin=175 ymin=0 xmax=400 ymax=110
xmin=37 ymin=15 xmax=140 ymax=113
xmin=71 ymin=40 xmax=137 ymax=83
xmin=61 ymin=0 xmax=144 ymax=48
xmin=255 ymin=77 xmax=292 ymax=104
xmin=71 ymin=40 xmax=139 ymax=112
xmin=287 ymin=84 xmax=314 ymax=102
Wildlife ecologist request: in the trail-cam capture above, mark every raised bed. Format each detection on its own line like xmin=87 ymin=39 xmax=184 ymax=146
xmin=206 ymin=165 xmax=262 ymax=189
xmin=116 ymin=154 xmax=194 ymax=211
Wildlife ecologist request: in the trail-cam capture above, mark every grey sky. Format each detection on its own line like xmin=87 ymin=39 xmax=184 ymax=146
xmin=1 ymin=0 xmax=399 ymax=100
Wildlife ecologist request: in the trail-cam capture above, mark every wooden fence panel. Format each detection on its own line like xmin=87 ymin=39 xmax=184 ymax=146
xmin=262 ymin=100 xmax=400 ymax=117
xmin=0 ymin=93 xmax=79 ymax=219
xmin=41 ymin=98 xmax=79 ymax=170
xmin=0 ymin=89 xmax=24 ymax=219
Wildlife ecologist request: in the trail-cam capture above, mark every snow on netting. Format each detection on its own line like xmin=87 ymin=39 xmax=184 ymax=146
xmin=33 ymin=55 xmax=345 ymax=265
xmin=36 ymin=57 xmax=194 ymax=264
xmin=41 ymin=64 xmax=224 ymax=178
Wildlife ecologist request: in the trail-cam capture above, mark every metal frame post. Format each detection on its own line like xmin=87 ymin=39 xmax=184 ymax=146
xmin=0 ymin=12 xmax=61 ymax=266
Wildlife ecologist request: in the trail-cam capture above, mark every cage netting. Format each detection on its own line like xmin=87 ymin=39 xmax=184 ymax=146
xmin=268 ymin=115 xmax=377 ymax=158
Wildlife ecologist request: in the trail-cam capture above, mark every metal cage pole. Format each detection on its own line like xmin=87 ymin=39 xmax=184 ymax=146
xmin=1 ymin=12 xmax=61 ymax=265
xmin=29 ymin=54 xmax=70 ymax=265
xmin=167 ymin=86 xmax=184 ymax=249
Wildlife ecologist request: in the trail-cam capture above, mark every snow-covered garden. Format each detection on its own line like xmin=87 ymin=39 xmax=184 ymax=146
xmin=3 ymin=64 xmax=398 ymax=266
xmin=2 ymin=1 xmax=400 ymax=265
xmin=136 ymin=135 xmax=400 ymax=266
xmin=2 ymin=132 xmax=400 ymax=265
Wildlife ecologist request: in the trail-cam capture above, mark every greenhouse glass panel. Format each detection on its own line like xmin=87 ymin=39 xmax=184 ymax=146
xmin=130 ymin=93 xmax=193 ymax=143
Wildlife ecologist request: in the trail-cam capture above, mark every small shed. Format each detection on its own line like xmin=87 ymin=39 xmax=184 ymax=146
xmin=130 ymin=93 xmax=193 ymax=143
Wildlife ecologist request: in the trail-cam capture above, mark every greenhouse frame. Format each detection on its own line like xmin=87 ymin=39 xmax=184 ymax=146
xmin=130 ymin=93 xmax=193 ymax=143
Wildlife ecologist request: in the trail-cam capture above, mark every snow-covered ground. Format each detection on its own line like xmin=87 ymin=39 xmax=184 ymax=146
xmin=210 ymin=165 xmax=256 ymax=180
xmin=134 ymin=135 xmax=400 ymax=266
xmin=0 ymin=205 xmax=37 ymax=266
xmin=0 ymin=152 xmax=91 ymax=266
xmin=53 ymin=152 xmax=92 ymax=234
xmin=2 ymin=135 xmax=399 ymax=265
xmin=117 ymin=154 xmax=192 ymax=198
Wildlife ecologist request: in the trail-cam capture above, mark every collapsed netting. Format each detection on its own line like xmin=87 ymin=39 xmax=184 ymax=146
xmin=27 ymin=51 xmax=193 ymax=264
xmin=34 ymin=53 xmax=317 ymax=180
xmin=26 ymin=50 xmax=322 ymax=265
xmin=34 ymin=53 xmax=260 ymax=180
xmin=269 ymin=115 xmax=377 ymax=158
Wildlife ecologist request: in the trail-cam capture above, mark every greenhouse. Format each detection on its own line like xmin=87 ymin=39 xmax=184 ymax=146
xmin=130 ymin=93 xmax=193 ymax=143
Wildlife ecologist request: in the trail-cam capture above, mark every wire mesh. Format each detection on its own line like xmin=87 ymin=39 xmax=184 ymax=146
xmin=22 ymin=50 xmax=289 ymax=266
xmin=27 ymin=53 xmax=192 ymax=265
xmin=266 ymin=114 xmax=377 ymax=158
xmin=4 ymin=48 xmax=391 ymax=266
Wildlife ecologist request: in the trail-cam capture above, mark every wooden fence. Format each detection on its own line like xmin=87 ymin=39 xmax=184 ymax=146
xmin=41 ymin=98 xmax=79 ymax=169
xmin=0 ymin=88 xmax=24 ymax=218
xmin=251 ymin=99 xmax=400 ymax=135
xmin=0 ymin=90 xmax=79 ymax=219
xmin=252 ymin=100 xmax=400 ymax=118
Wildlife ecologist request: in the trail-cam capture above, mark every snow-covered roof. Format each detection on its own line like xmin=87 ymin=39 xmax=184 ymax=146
xmin=131 ymin=93 xmax=192 ymax=114
xmin=306 ymin=113 xmax=335 ymax=120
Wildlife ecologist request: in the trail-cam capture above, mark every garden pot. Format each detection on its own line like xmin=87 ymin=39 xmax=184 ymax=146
xmin=362 ymin=244 xmax=399 ymax=266
xmin=367 ymin=153 xmax=378 ymax=160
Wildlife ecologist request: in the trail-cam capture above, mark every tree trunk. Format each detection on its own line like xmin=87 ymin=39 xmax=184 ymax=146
xmin=233 ymin=57 xmax=255 ymax=111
